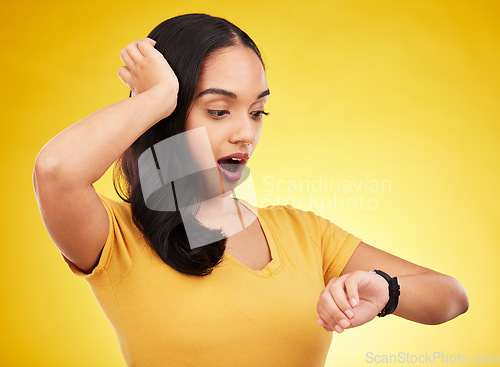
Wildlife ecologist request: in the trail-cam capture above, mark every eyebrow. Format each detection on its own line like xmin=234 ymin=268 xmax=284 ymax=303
xmin=196 ymin=88 xmax=270 ymax=101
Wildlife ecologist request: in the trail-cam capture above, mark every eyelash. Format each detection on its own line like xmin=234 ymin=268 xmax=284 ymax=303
xmin=207 ymin=110 xmax=270 ymax=120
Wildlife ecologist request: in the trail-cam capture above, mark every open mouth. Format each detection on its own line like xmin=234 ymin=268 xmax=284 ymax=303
xmin=217 ymin=158 xmax=242 ymax=173
xmin=217 ymin=157 xmax=246 ymax=182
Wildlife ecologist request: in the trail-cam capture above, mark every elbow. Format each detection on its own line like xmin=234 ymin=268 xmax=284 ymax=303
xmin=34 ymin=151 xmax=61 ymax=178
xmin=454 ymin=277 xmax=469 ymax=316
xmin=433 ymin=276 xmax=469 ymax=325
xmin=33 ymin=151 xmax=69 ymax=187
xmin=33 ymin=152 xmax=69 ymax=198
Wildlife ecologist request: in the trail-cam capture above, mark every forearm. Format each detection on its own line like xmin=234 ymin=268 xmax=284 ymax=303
xmin=35 ymin=88 xmax=173 ymax=186
xmin=394 ymin=271 xmax=469 ymax=324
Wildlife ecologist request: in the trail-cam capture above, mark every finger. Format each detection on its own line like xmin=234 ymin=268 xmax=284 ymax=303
xmin=137 ymin=38 xmax=159 ymax=58
xmin=317 ymin=316 xmax=326 ymax=326
xmin=119 ymin=48 xmax=134 ymax=67
xmin=317 ymin=288 xmax=349 ymax=331
xmin=117 ymin=66 xmax=132 ymax=87
xmin=345 ymin=275 xmax=360 ymax=309
xmin=316 ymin=301 xmax=335 ymax=329
xmin=125 ymin=40 xmax=143 ymax=63
xmin=317 ymin=278 xmax=343 ymax=329
xmin=317 ymin=304 xmax=336 ymax=332
xmin=329 ymin=278 xmax=355 ymax=320
xmin=317 ymin=316 xmax=334 ymax=332
xmin=318 ymin=304 xmax=345 ymax=333
xmin=334 ymin=325 xmax=345 ymax=333
xmin=144 ymin=37 xmax=156 ymax=46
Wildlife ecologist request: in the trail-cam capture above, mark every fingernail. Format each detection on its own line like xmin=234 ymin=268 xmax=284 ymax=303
xmin=351 ymin=298 xmax=358 ymax=306
xmin=339 ymin=319 xmax=349 ymax=328
xmin=345 ymin=309 xmax=354 ymax=319
xmin=334 ymin=325 xmax=343 ymax=333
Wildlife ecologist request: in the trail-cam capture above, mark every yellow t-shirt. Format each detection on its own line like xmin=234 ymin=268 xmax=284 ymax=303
xmin=62 ymin=192 xmax=362 ymax=367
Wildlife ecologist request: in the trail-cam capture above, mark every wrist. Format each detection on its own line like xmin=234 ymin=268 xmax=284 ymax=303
xmin=141 ymin=86 xmax=178 ymax=120
xmin=369 ymin=269 xmax=400 ymax=317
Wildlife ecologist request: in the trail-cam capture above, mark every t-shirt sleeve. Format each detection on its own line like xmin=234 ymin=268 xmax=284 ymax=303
xmin=316 ymin=214 xmax=362 ymax=286
xmin=60 ymin=192 xmax=145 ymax=287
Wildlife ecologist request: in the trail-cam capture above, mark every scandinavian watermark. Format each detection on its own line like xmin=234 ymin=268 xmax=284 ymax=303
xmin=138 ymin=127 xmax=393 ymax=249
xmin=261 ymin=174 xmax=392 ymax=212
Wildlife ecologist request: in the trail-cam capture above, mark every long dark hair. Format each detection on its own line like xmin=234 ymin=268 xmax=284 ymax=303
xmin=112 ymin=13 xmax=266 ymax=277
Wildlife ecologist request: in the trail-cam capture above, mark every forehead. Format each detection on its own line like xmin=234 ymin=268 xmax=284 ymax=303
xmin=197 ymin=46 xmax=268 ymax=94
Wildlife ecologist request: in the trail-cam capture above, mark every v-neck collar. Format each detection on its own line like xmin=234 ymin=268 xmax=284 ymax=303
xmin=223 ymin=199 xmax=283 ymax=277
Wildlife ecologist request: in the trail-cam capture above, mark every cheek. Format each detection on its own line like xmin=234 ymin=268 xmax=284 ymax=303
xmin=184 ymin=114 xmax=200 ymax=132
xmin=184 ymin=109 xmax=228 ymax=157
xmin=254 ymin=124 xmax=263 ymax=141
xmin=184 ymin=106 xmax=210 ymax=131
xmin=184 ymin=125 xmax=218 ymax=170
xmin=204 ymin=127 xmax=225 ymax=155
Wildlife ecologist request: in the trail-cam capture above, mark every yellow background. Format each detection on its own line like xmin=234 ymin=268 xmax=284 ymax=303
xmin=2 ymin=0 xmax=499 ymax=366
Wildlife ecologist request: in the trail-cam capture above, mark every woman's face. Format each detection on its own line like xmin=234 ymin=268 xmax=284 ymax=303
xmin=185 ymin=45 xmax=269 ymax=197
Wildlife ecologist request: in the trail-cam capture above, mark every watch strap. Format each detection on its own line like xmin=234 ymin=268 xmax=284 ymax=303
xmin=369 ymin=269 xmax=400 ymax=317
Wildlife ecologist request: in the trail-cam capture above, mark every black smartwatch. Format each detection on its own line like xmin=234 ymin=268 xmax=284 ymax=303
xmin=369 ymin=269 xmax=400 ymax=317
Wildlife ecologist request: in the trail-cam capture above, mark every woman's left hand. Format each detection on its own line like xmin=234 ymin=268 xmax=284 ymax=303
xmin=316 ymin=270 xmax=390 ymax=333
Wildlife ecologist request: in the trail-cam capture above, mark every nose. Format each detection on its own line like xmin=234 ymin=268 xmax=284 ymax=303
xmin=229 ymin=114 xmax=256 ymax=145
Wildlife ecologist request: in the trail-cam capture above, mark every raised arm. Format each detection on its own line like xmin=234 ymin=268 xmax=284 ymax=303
xmin=33 ymin=38 xmax=178 ymax=273
xmin=316 ymin=241 xmax=469 ymax=333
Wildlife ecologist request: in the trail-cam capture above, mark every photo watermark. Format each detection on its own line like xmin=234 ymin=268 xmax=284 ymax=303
xmin=365 ymin=351 xmax=499 ymax=365
xmin=138 ymin=127 xmax=393 ymax=249
xmin=261 ymin=174 xmax=392 ymax=212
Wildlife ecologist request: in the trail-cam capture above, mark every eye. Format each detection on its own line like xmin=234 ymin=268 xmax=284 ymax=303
xmin=251 ymin=111 xmax=270 ymax=120
xmin=207 ymin=110 xmax=229 ymax=119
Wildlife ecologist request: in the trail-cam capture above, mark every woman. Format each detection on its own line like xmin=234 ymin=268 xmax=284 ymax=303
xmin=33 ymin=13 xmax=469 ymax=367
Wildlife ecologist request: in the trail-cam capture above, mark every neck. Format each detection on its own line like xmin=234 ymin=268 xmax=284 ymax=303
xmin=194 ymin=194 xmax=253 ymax=238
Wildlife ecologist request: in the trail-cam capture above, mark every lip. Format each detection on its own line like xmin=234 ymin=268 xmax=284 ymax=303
xmin=216 ymin=161 xmax=245 ymax=182
xmin=216 ymin=152 xmax=250 ymax=182
xmin=217 ymin=152 xmax=249 ymax=164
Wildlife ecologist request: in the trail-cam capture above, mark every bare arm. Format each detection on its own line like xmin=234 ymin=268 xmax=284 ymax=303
xmin=317 ymin=242 xmax=469 ymax=332
xmin=340 ymin=243 xmax=469 ymax=324
xmin=35 ymin=38 xmax=178 ymax=184
xmin=33 ymin=38 xmax=178 ymax=273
